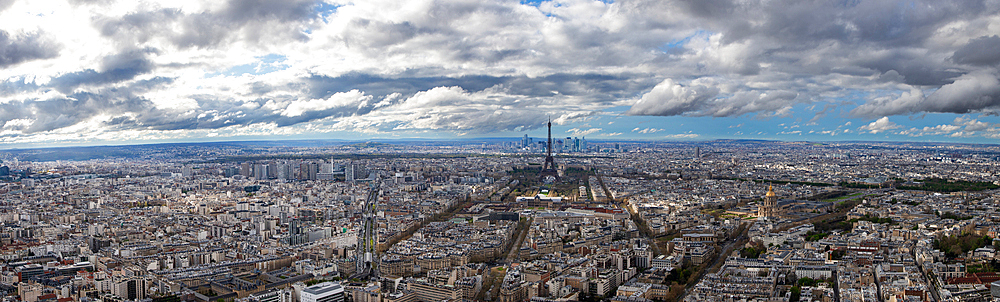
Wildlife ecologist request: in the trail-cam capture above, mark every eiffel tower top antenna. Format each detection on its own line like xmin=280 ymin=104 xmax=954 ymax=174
xmin=547 ymin=116 xmax=552 ymax=157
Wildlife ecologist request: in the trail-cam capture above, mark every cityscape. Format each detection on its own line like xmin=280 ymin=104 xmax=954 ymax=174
xmin=2 ymin=124 xmax=1000 ymax=302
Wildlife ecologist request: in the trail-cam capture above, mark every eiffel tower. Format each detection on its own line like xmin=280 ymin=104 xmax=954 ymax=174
xmin=539 ymin=118 xmax=559 ymax=181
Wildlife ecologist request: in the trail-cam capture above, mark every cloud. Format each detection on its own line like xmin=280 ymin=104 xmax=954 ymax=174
xmin=94 ymin=0 xmax=315 ymax=49
xmin=47 ymin=48 xmax=158 ymax=93
xmin=625 ymin=78 xmax=797 ymax=117
xmin=632 ymin=127 xmax=663 ymax=134
xmin=899 ymin=124 xmax=961 ymax=137
xmin=304 ymin=72 xmax=643 ymax=105
xmin=3 ymin=0 xmax=1000 ymax=144
xmin=625 ymin=79 xmax=719 ymax=116
xmin=954 ymin=116 xmax=991 ymax=132
xmin=852 ymin=71 xmax=1000 ymax=117
xmin=898 ymin=115 xmax=997 ymax=137
xmin=858 ymin=117 xmax=901 ymax=134
xmin=279 ymin=89 xmax=371 ymax=117
xmin=951 ymin=35 xmax=1000 ymax=66
xmin=809 ymin=104 xmax=837 ymax=123
xmin=326 ymin=85 xmax=600 ymax=134
xmin=664 ymin=133 xmax=698 ymax=139
xmin=0 ymin=30 xmax=61 ymax=68
xmin=566 ymin=128 xmax=602 ymax=136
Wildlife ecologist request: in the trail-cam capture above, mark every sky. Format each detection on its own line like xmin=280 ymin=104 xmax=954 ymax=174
xmin=1 ymin=0 xmax=1000 ymax=148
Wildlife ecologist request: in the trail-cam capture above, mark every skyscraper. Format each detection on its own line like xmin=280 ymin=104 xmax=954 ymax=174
xmin=181 ymin=165 xmax=193 ymax=178
xmin=299 ymin=163 xmax=310 ymax=180
xmin=254 ymin=164 xmax=268 ymax=180
xmin=224 ymin=167 xmax=239 ymax=178
xmin=241 ymin=162 xmax=252 ymax=177
xmin=346 ymin=162 xmax=355 ymax=182
xmin=309 ymin=163 xmax=319 ymax=180
xmin=267 ymin=163 xmax=278 ymax=179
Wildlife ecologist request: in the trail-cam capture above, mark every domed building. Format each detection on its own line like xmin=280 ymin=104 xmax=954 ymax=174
xmin=757 ymin=185 xmax=779 ymax=220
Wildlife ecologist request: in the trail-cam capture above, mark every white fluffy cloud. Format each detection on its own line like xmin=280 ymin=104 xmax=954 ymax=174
xmin=898 ymin=116 xmax=998 ymax=137
xmin=664 ymin=133 xmax=698 ymax=139
xmin=278 ymin=90 xmax=371 ymax=117
xmin=858 ymin=117 xmax=901 ymax=134
xmin=626 ymin=78 xmax=797 ymax=117
xmin=632 ymin=127 xmax=663 ymax=134
xmin=566 ymin=127 xmax=602 ymax=136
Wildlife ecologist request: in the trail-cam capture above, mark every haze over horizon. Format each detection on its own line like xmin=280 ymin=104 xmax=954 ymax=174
xmin=2 ymin=0 xmax=1000 ymax=148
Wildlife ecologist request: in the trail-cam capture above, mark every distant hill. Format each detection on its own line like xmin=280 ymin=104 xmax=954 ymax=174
xmin=346 ymin=141 xmax=397 ymax=148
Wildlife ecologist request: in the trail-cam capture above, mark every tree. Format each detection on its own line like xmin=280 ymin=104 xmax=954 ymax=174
xmin=934 ymin=234 xmax=993 ymax=258
xmin=789 ymin=286 xmax=801 ymax=302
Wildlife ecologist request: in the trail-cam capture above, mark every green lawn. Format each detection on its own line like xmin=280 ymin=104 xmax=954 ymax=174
xmin=822 ymin=192 xmax=863 ymax=202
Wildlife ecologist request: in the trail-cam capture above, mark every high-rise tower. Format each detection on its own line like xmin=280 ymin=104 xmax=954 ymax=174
xmin=540 ymin=118 xmax=559 ymax=181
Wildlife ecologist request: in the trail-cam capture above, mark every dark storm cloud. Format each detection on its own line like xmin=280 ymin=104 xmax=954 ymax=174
xmin=0 ymin=55 xmax=168 ymax=99
xmin=0 ymin=76 xmax=178 ymax=134
xmin=28 ymin=91 xmax=153 ymax=132
xmin=305 ymin=72 xmax=649 ymax=104
xmin=676 ymin=0 xmax=987 ymax=46
xmin=854 ymin=51 xmax=964 ymax=86
xmin=48 ymin=48 xmax=157 ymax=93
xmin=107 ymin=94 xmax=366 ymax=131
xmin=96 ymin=9 xmax=183 ymax=45
xmin=0 ymin=101 xmax=31 ymax=129
xmin=224 ymin=0 xmax=315 ymax=22
xmin=852 ymin=71 xmax=1000 ymax=117
xmin=0 ymin=30 xmax=60 ymax=68
xmin=95 ymin=0 xmax=317 ymax=49
xmin=952 ymin=35 xmax=1000 ymax=66
xmin=0 ymin=88 xmax=156 ymax=134
xmin=306 ymin=73 xmax=507 ymax=100
xmin=341 ymin=18 xmax=424 ymax=49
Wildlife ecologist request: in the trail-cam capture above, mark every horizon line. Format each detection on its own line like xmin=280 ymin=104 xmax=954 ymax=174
xmin=2 ymin=136 xmax=999 ymax=152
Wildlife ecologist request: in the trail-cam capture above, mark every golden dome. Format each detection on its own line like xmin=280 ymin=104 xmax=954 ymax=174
xmin=765 ymin=185 xmax=776 ymax=197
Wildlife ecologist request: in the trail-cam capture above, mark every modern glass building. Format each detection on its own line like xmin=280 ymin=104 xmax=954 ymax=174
xmin=300 ymin=282 xmax=345 ymax=302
